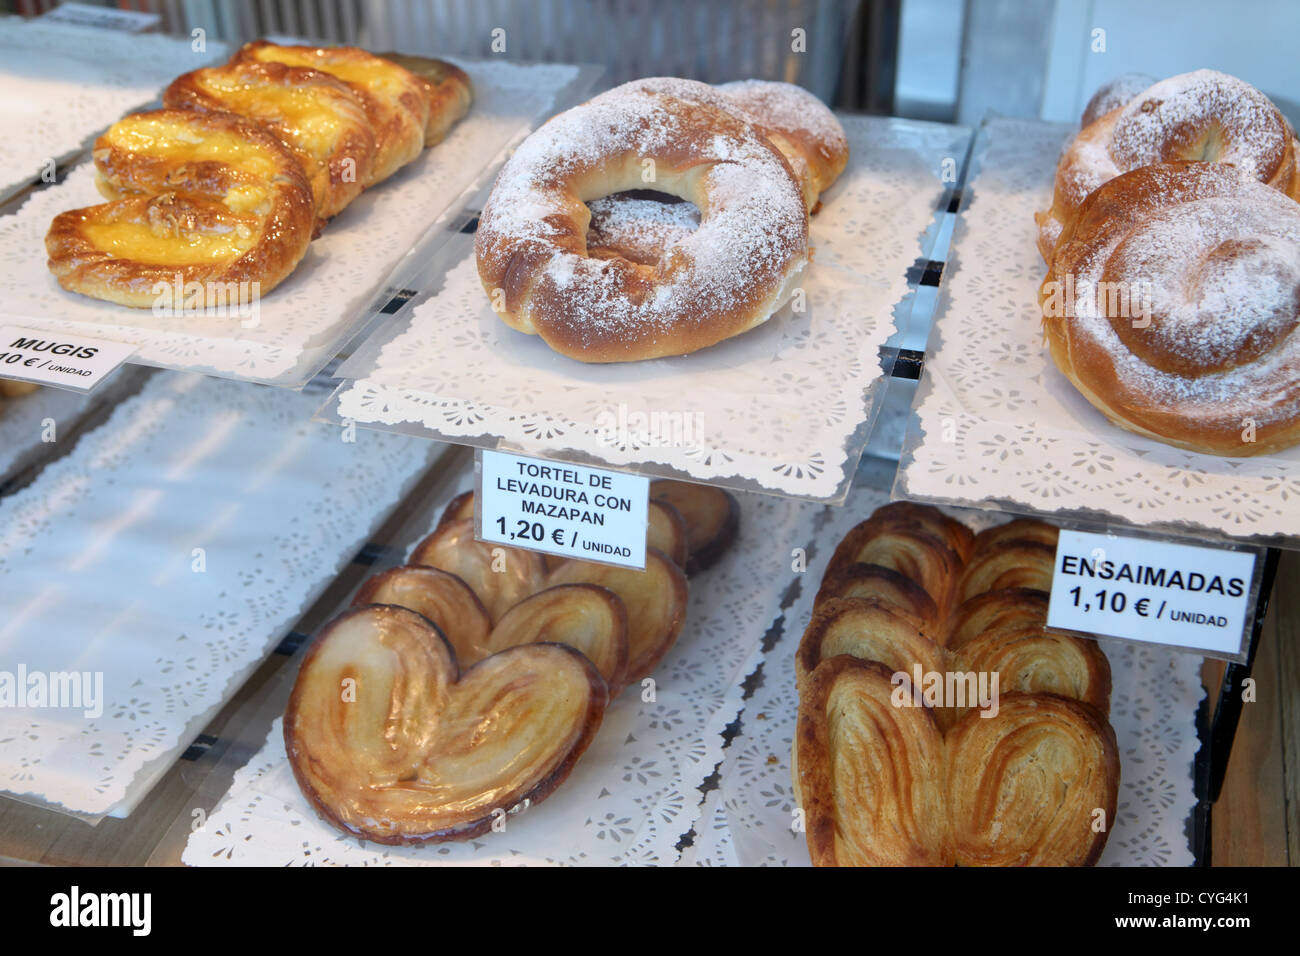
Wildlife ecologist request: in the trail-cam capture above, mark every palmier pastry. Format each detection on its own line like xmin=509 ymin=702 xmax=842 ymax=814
xmin=944 ymin=586 xmax=1049 ymax=649
xmin=475 ymin=78 xmax=809 ymax=362
xmin=1036 ymin=70 xmax=1300 ymax=262
xmin=945 ymin=694 xmax=1119 ymax=866
xmin=796 ymin=598 xmax=946 ymax=718
xmin=649 ymin=479 xmax=739 ymax=574
xmin=352 ymin=565 xmax=492 ymax=663
xmin=46 ymin=109 xmax=315 ymax=308
xmin=165 ymin=60 xmax=376 ymax=221
xmin=814 ymin=562 xmax=940 ymax=631
xmin=548 ymin=549 xmax=688 ymax=682
xmin=646 ymin=498 xmax=689 ymax=569
xmin=969 ymin=518 xmax=1059 ymax=557
xmin=795 ymin=657 xmax=952 ymax=867
xmin=949 ymin=623 xmax=1112 ymax=718
xmin=409 ymin=517 xmax=548 ymax=621
xmin=825 ymin=513 xmax=965 ymax=619
xmin=1042 ymin=161 xmax=1300 ymax=455
xmin=232 ymin=40 xmax=428 ymax=186
xmin=485 ymin=584 xmax=629 ymax=694
xmin=285 ymin=604 xmax=607 ymax=844
xmin=956 ymin=540 xmax=1056 ymax=603
xmin=375 ymin=51 xmax=475 ymax=145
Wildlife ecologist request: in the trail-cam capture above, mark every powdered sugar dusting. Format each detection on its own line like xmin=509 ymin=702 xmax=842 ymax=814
xmin=1080 ymin=72 xmax=1155 ymax=128
xmin=586 ymin=195 xmax=699 ymax=264
xmin=1062 ymin=164 xmax=1300 ymax=427
xmin=476 ymin=78 xmax=807 ymax=356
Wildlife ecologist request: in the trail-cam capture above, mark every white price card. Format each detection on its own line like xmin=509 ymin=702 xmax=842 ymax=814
xmin=1046 ymin=529 xmax=1258 ymax=658
xmin=0 ymin=326 xmax=135 ymax=393
xmin=476 ymin=449 xmax=650 ymax=569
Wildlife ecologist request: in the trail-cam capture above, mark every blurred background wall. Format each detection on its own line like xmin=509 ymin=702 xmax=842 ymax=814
xmin=5 ymin=0 xmax=1297 ymax=125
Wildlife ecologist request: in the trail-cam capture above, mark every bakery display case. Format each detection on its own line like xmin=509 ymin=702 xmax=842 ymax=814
xmin=0 ymin=0 xmax=1296 ymax=893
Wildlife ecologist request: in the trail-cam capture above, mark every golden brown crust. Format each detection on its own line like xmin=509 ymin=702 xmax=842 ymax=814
xmin=485 ymin=584 xmax=629 ymax=695
xmin=547 ymin=548 xmax=688 ymax=682
xmin=45 ymin=108 xmax=314 ymax=308
xmin=375 ymin=52 xmax=474 ymax=145
xmin=351 ymin=564 xmax=491 ymax=664
xmin=969 ymin=519 xmax=1059 ymax=558
xmin=409 ymin=517 xmax=548 ymax=622
xmin=826 ymin=520 xmax=965 ymax=620
xmin=946 ymin=694 xmax=1119 ymax=866
xmin=649 ymin=479 xmax=739 ymax=574
xmin=165 ymin=59 xmax=376 ymax=222
xmin=956 ymin=540 xmax=1056 ymax=604
xmin=814 ymin=562 xmax=941 ymax=631
xmin=796 ymin=657 xmax=952 ymax=867
xmin=951 ymin=625 xmax=1111 ymax=718
xmin=944 ymin=587 xmax=1049 ymax=650
xmin=647 ymin=498 xmax=690 ymax=570
xmin=1041 ymin=160 xmax=1300 ymax=456
xmin=285 ymin=604 xmax=607 ymax=845
xmin=475 ymin=78 xmax=809 ymax=363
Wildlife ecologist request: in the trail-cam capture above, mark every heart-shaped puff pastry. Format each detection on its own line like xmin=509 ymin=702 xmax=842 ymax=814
xmin=285 ymin=604 xmax=608 ymax=844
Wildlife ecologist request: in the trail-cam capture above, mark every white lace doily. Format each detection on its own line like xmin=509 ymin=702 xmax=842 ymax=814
xmin=331 ymin=117 xmax=970 ymax=500
xmin=0 ymin=371 xmax=442 ymax=819
xmin=687 ymin=467 xmax=1204 ymax=867
xmin=0 ymin=60 xmax=584 ymax=385
xmin=182 ymin=484 xmax=821 ymax=865
xmin=900 ymin=118 xmax=1300 ymax=544
xmin=0 ymin=17 xmax=228 ymax=202
xmin=0 ymin=386 xmax=95 ymax=485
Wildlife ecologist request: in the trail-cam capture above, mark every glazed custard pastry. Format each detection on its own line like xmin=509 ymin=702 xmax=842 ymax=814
xmin=46 ymin=41 xmax=471 ymax=310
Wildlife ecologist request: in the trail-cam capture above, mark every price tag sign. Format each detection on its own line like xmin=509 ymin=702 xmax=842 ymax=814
xmin=1046 ymin=529 xmax=1258 ymax=658
xmin=0 ymin=326 xmax=135 ymax=393
xmin=476 ymin=449 xmax=650 ymax=570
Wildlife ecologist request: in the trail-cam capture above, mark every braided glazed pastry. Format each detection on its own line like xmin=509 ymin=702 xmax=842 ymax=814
xmin=284 ymin=604 xmax=608 ymax=844
xmin=795 ymin=657 xmax=953 ymax=867
xmin=794 ymin=505 xmax=1119 ymax=866
xmin=46 ymin=109 xmax=315 ymax=307
xmin=946 ymin=694 xmax=1119 ymax=867
xmin=1036 ymin=69 xmax=1300 ymax=262
xmin=47 ymin=42 xmax=470 ymax=309
xmin=1041 ymin=161 xmax=1300 ymax=455
xmin=476 ymin=78 xmax=815 ymax=362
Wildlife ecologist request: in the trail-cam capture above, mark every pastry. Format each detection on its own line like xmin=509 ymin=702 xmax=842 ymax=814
xmin=475 ymin=78 xmax=810 ymax=362
xmin=351 ymin=564 xmax=491 ymax=663
xmin=409 ymin=517 xmax=548 ymax=621
xmin=284 ymin=604 xmax=607 ymax=844
xmin=1079 ymin=72 xmax=1156 ymax=129
xmin=956 ymin=539 xmax=1056 ymax=603
xmin=795 ymin=656 xmax=953 ymax=867
xmin=1042 ymin=160 xmax=1300 ymax=455
xmin=375 ymin=52 xmax=475 ymax=145
xmin=945 ymin=694 xmax=1119 ymax=866
xmin=484 ymin=584 xmax=629 ymax=694
xmin=1036 ymin=69 xmax=1300 ymax=262
xmin=46 ymin=109 xmax=315 ymax=308
xmin=47 ymin=41 xmax=470 ymax=309
xmin=825 ymin=513 xmax=965 ymax=619
xmin=649 ymin=479 xmax=740 ymax=574
xmin=814 ymin=562 xmax=941 ymax=631
xmin=548 ymin=548 xmax=688 ymax=682
xmin=968 ymin=518 xmax=1059 ymax=556
xmin=646 ymin=498 xmax=689 ymax=569
xmin=165 ymin=60 xmax=377 ymax=221
xmin=944 ymin=586 xmax=1050 ymax=649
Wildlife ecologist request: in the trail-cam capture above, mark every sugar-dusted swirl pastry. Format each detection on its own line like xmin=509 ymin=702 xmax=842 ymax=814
xmin=1042 ymin=161 xmax=1300 ymax=455
xmin=946 ymin=694 xmax=1119 ymax=866
xmin=475 ymin=78 xmax=809 ymax=362
xmin=232 ymin=40 xmax=429 ymax=186
xmin=548 ymin=549 xmax=688 ymax=683
xmin=949 ymin=622 xmax=1112 ymax=718
xmin=46 ymin=109 xmax=315 ymax=308
xmin=795 ymin=657 xmax=952 ymax=867
xmin=165 ymin=60 xmax=377 ymax=222
xmin=284 ymin=604 xmax=608 ymax=844
xmin=1036 ymin=69 xmax=1300 ymax=262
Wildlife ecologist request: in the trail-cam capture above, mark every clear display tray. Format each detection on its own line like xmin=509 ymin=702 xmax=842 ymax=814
xmin=896 ymin=117 xmax=1300 ymax=550
xmin=318 ymin=116 xmax=972 ymax=502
